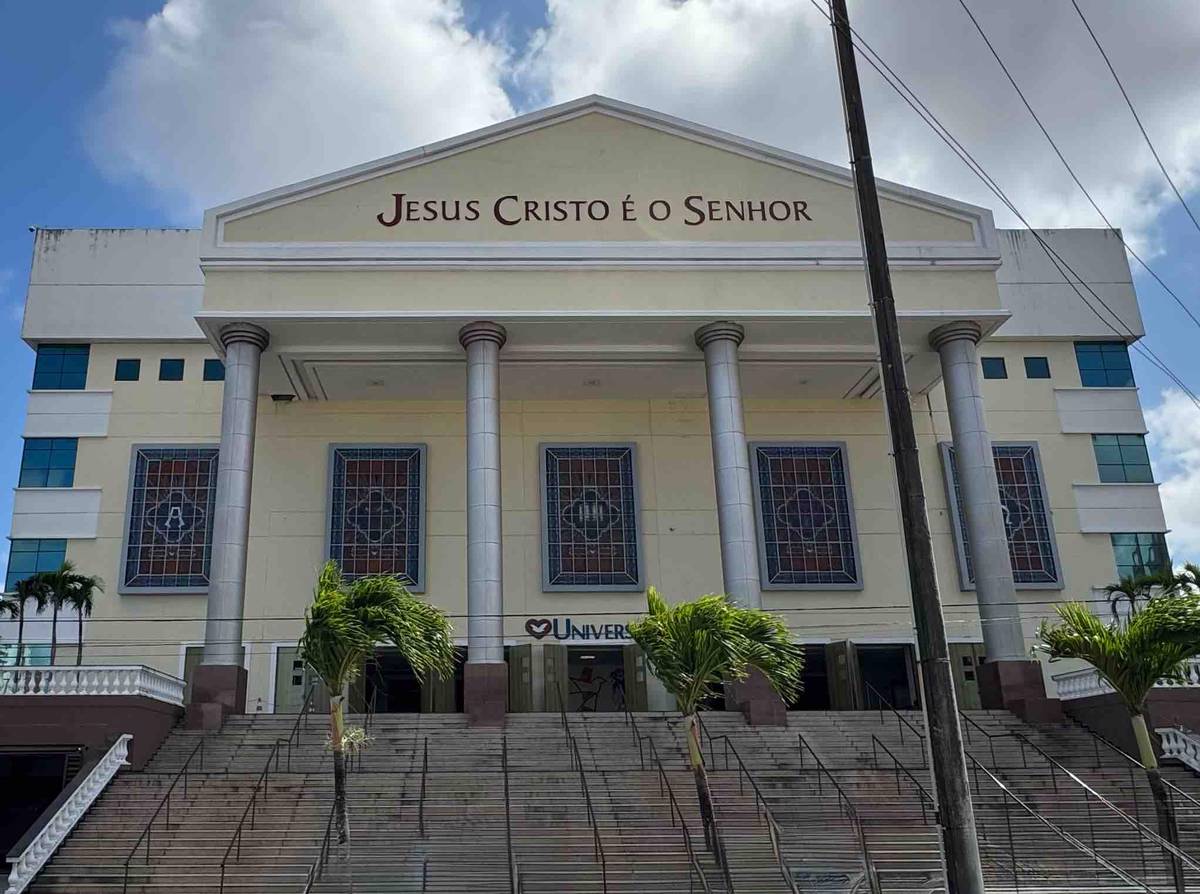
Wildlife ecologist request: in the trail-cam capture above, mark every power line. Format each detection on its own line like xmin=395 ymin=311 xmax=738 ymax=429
xmin=804 ymin=0 xmax=1200 ymax=410
xmin=1069 ymin=0 xmax=1200 ymax=237
xmin=954 ymin=0 xmax=1200 ymax=333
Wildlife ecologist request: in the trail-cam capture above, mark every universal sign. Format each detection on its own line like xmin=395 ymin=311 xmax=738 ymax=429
xmin=376 ymin=193 xmax=814 ymax=228
xmin=524 ymin=617 xmax=632 ymax=642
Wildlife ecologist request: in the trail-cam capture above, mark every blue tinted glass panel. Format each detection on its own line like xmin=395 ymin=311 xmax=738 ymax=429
xmin=115 ymin=359 xmax=141 ymax=381
xmin=981 ymin=357 xmax=1007 ymax=380
xmin=1024 ymin=357 xmax=1051 ymax=379
xmin=5 ymin=539 xmax=66 ymax=590
xmin=203 ymin=359 xmax=225 ymax=382
xmin=543 ymin=445 xmax=640 ymax=589
xmin=32 ymin=344 xmax=89 ymax=390
xmin=329 ymin=447 xmax=424 ymax=586
xmin=947 ymin=444 xmax=1059 ymax=585
xmin=1075 ymin=341 xmax=1135 ymax=387
xmin=122 ymin=447 xmax=218 ymax=590
xmin=1093 ymin=434 xmax=1153 ymax=484
xmin=158 ymin=359 xmax=185 ymax=381
xmin=1111 ymin=532 xmax=1169 ymax=580
xmin=18 ymin=438 xmax=76 ymax=488
xmin=752 ymin=444 xmax=859 ymax=587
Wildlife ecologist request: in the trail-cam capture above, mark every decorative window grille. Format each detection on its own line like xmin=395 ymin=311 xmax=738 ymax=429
xmin=941 ymin=442 xmax=1061 ymax=588
xmin=750 ymin=443 xmax=862 ymax=589
xmin=328 ymin=446 xmax=425 ymax=588
xmin=542 ymin=444 xmax=641 ymax=590
xmin=122 ymin=447 xmax=219 ymax=591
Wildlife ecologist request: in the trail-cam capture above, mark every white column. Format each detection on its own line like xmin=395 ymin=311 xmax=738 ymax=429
xmin=459 ymin=321 xmax=506 ymax=664
xmin=696 ymin=321 xmax=762 ymax=607
xmin=201 ymin=323 xmax=268 ymax=667
xmin=931 ymin=321 xmax=1025 ymax=661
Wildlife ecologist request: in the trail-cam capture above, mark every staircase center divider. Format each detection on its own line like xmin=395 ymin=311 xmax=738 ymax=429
xmin=301 ymin=801 xmax=337 ymax=894
xmin=418 ymin=737 xmax=428 ymax=838
xmin=640 ymin=733 xmax=714 ymax=893
xmin=217 ymin=683 xmax=316 ymax=894
xmin=121 ymin=737 xmax=209 ymax=894
xmin=502 ymin=735 xmax=521 ymax=894
xmin=688 ymin=714 xmax=736 ymax=894
xmin=565 ymin=727 xmax=609 ymax=893
xmin=869 ymin=735 xmax=935 ymax=824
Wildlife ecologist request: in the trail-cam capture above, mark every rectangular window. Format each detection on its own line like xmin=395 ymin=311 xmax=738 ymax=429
xmin=328 ymin=446 xmax=426 ymax=588
xmin=981 ymin=357 xmax=1007 ymax=380
xmin=1092 ymin=434 xmax=1153 ymax=484
xmin=941 ymin=442 xmax=1061 ymax=588
xmin=158 ymin=359 xmax=185 ymax=381
xmin=1024 ymin=357 xmax=1051 ymax=379
xmin=750 ymin=443 xmax=861 ymax=589
xmin=203 ymin=359 xmax=225 ymax=382
xmin=122 ymin=446 xmax=219 ymax=592
xmin=1111 ymin=532 xmax=1170 ymax=581
xmin=32 ymin=344 xmax=89 ymax=390
xmin=1075 ymin=341 xmax=1135 ymax=387
xmin=6 ymin=539 xmax=67 ymax=590
xmin=115 ymin=358 xmax=141 ymax=382
xmin=18 ymin=438 xmax=78 ymax=488
xmin=542 ymin=444 xmax=641 ymax=590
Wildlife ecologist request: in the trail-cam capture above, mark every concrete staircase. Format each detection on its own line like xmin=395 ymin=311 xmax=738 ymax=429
xmin=22 ymin=709 xmax=1200 ymax=893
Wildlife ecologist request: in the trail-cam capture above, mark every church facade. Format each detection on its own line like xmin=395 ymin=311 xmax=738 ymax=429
xmin=5 ymin=97 xmax=1167 ymax=725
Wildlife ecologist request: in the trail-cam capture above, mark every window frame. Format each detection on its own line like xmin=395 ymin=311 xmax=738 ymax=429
xmin=6 ymin=538 xmax=67 ymax=591
xmin=939 ymin=440 xmax=1063 ymax=591
xmin=1111 ymin=532 xmax=1170 ymax=581
xmin=1023 ymin=356 xmax=1051 ymax=379
xmin=18 ymin=437 xmax=78 ymax=488
xmin=203 ymin=359 xmax=225 ymax=382
xmin=1074 ymin=340 xmax=1135 ymax=388
xmin=158 ymin=358 xmax=185 ymax=382
xmin=32 ymin=344 xmax=89 ymax=391
xmin=981 ymin=357 xmax=1008 ymax=380
xmin=1091 ymin=434 xmax=1154 ymax=484
xmin=114 ymin=358 xmax=141 ymax=382
xmin=539 ymin=442 xmax=644 ymax=592
xmin=748 ymin=440 xmax=863 ymax=591
xmin=325 ymin=444 xmax=428 ymax=593
xmin=119 ymin=443 xmax=220 ymax=595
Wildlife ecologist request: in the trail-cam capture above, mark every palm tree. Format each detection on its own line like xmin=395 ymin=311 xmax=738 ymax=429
xmin=35 ymin=561 xmax=82 ymax=664
xmin=627 ymin=587 xmax=803 ymax=856
xmin=2 ymin=576 xmax=51 ymax=665
xmin=298 ymin=561 xmax=455 ymax=846
xmin=59 ymin=566 xmax=103 ymax=666
xmin=1036 ymin=589 xmax=1200 ymax=894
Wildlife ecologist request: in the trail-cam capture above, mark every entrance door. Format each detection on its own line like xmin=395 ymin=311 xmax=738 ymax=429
xmin=622 ymin=644 xmax=648 ymax=712
xmin=827 ymin=641 xmax=863 ymax=710
xmin=858 ymin=644 xmax=918 ymax=710
xmin=950 ymin=642 xmax=986 ymax=710
xmin=273 ymin=647 xmax=330 ymax=714
xmin=566 ymin=647 xmax=626 ymax=712
xmin=508 ymin=644 xmax=533 ymax=713
xmin=790 ymin=645 xmax=832 ymax=710
xmin=366 ymin=648 xmax=423 ymax=713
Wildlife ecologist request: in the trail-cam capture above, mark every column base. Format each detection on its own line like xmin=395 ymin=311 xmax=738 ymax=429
xmin=730 ymin=666 xmax=788 ymax=727
xmin=977 ymin=659 xmax=1062 ymax=723
xmin=185 ymin=664 xmax=247 ymax=730
xmin=465 ymin=662 xmax=508 ymax=727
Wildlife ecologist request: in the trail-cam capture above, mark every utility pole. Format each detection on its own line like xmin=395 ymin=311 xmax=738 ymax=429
xmin=826 ymin=2 xmax=985 ymax=892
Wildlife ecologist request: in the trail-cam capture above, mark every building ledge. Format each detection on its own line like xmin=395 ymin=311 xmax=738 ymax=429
xmin=11 ymin=486 xmax=102 ymax=539
xmin=1071 ymin=481 xmax=1166 ymax=534
xmin=0 ymin=665 xmax=184 ymax=707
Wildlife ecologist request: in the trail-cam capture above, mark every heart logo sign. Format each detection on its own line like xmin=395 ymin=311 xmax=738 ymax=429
xmin=525 ymin=618 xmax=553 ymax=639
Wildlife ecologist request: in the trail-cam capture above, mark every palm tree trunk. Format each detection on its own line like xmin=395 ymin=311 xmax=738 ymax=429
xmin=49 ymin=602 xmax=58 ymax=665
xmin=331 ymin=694 xmax=350 ymax=846
xmin=15 ymin=601 xmax=24 ymax=666
xmin=1131 ymin=711 xmax=1184 ymax=894
xmin=76 ymin=612 xmax=84 ymax=666
xmin=686 ymin=713 xmax=720 ymax=864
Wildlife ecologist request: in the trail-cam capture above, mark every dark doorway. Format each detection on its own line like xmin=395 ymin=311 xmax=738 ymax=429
xmin=0 ymin=751 xmax=71 ymax=854
xmin=790 ymin=645 xmax=831 ymax=710
xmin=858 ymin=644 xmax=917 ymax=709
xmin=366 ymin=649 xmax=423 ymax=713
xmin=566 ymin=647 xmax=626 ymax=712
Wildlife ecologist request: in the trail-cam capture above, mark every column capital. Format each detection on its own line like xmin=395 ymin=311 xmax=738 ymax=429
xmin=218 ymin=322 xmax=270 ymax=351
xmin=459 ymin=320 xmax=507 ymax=350
xmin=695 ymin=320 xmax=745 ymax=350
xmin=929 ymin=320 xmax=983 ymax=351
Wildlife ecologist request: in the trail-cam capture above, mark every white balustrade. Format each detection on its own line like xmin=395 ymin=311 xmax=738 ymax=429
xmin=1053 ymin=658 xmax=1200 ymax=701
xmin=5 ymin=734 xmax=132 ymax=894
xmin=0 ymin=665 xmax=184 ymax=706
xmin=1156 ymin=727 xmax=1200 ymax=774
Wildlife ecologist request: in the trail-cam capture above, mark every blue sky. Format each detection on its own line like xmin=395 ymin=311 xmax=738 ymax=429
xmin=1 ymin=0 xmax=1197 ymax=576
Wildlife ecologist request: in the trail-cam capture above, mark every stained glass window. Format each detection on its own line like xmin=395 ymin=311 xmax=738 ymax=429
xmin=328 ymin=446 xmax=425 ymax=588
xmin=942 ymin=442 xmax=1061 ymax=588
xmin=750 ymin=443 xmax=861 ymax=588
xmin=543 ymin=445 xmax=641 ymax=590
xmin=122 ymin=447 xmax=219 ymax=591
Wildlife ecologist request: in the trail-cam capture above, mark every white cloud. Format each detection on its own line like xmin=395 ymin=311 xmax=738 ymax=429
xmin=87 ymin=0 xmax=515 ymax=222
xmin=1146 ymin=389 xmax=1200 ymax=560
xmin=516 ymin=0 xmax=1200 ymax=253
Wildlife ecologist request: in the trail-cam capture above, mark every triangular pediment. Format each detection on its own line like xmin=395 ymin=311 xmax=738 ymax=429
xmin=201 ymin=96 xmax=997 ymax=265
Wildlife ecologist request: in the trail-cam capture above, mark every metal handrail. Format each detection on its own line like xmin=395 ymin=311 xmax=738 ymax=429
xmin=1078 ymin=725 xmax=1200 ymax=815
xmin=688 ymin=714 xmax=736 ymax=893
xmin=639 ymin=735 xmax=713 ymax=894
xmin=707 ymin=734 xmax=800 ymax=894
xmin=566 ymin=733 xmax=609 ymax=894
xmin=121 ymin=738 xmax=207 ymax=894
xmin=965 ymin=751 xmax=1156 ymax=893
xmin=502 ymin=735 xmax=520 ymax=894
xmin=218 ymin=684 xmax=316 ymax=892
xmin=870 ymin=734 xmax=935 ymax=824
xmin=418 ymin=737 xmax=429 ymax=837
xmin=301 ymin=800 xmax=337 ymax=894
xmin=864 ymin=681 xmax=925 ymax=754
xmin=357 ymin=687 xmax=378 ymax=771
xmin=794 ymin=732 xmax=883 ymax=894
